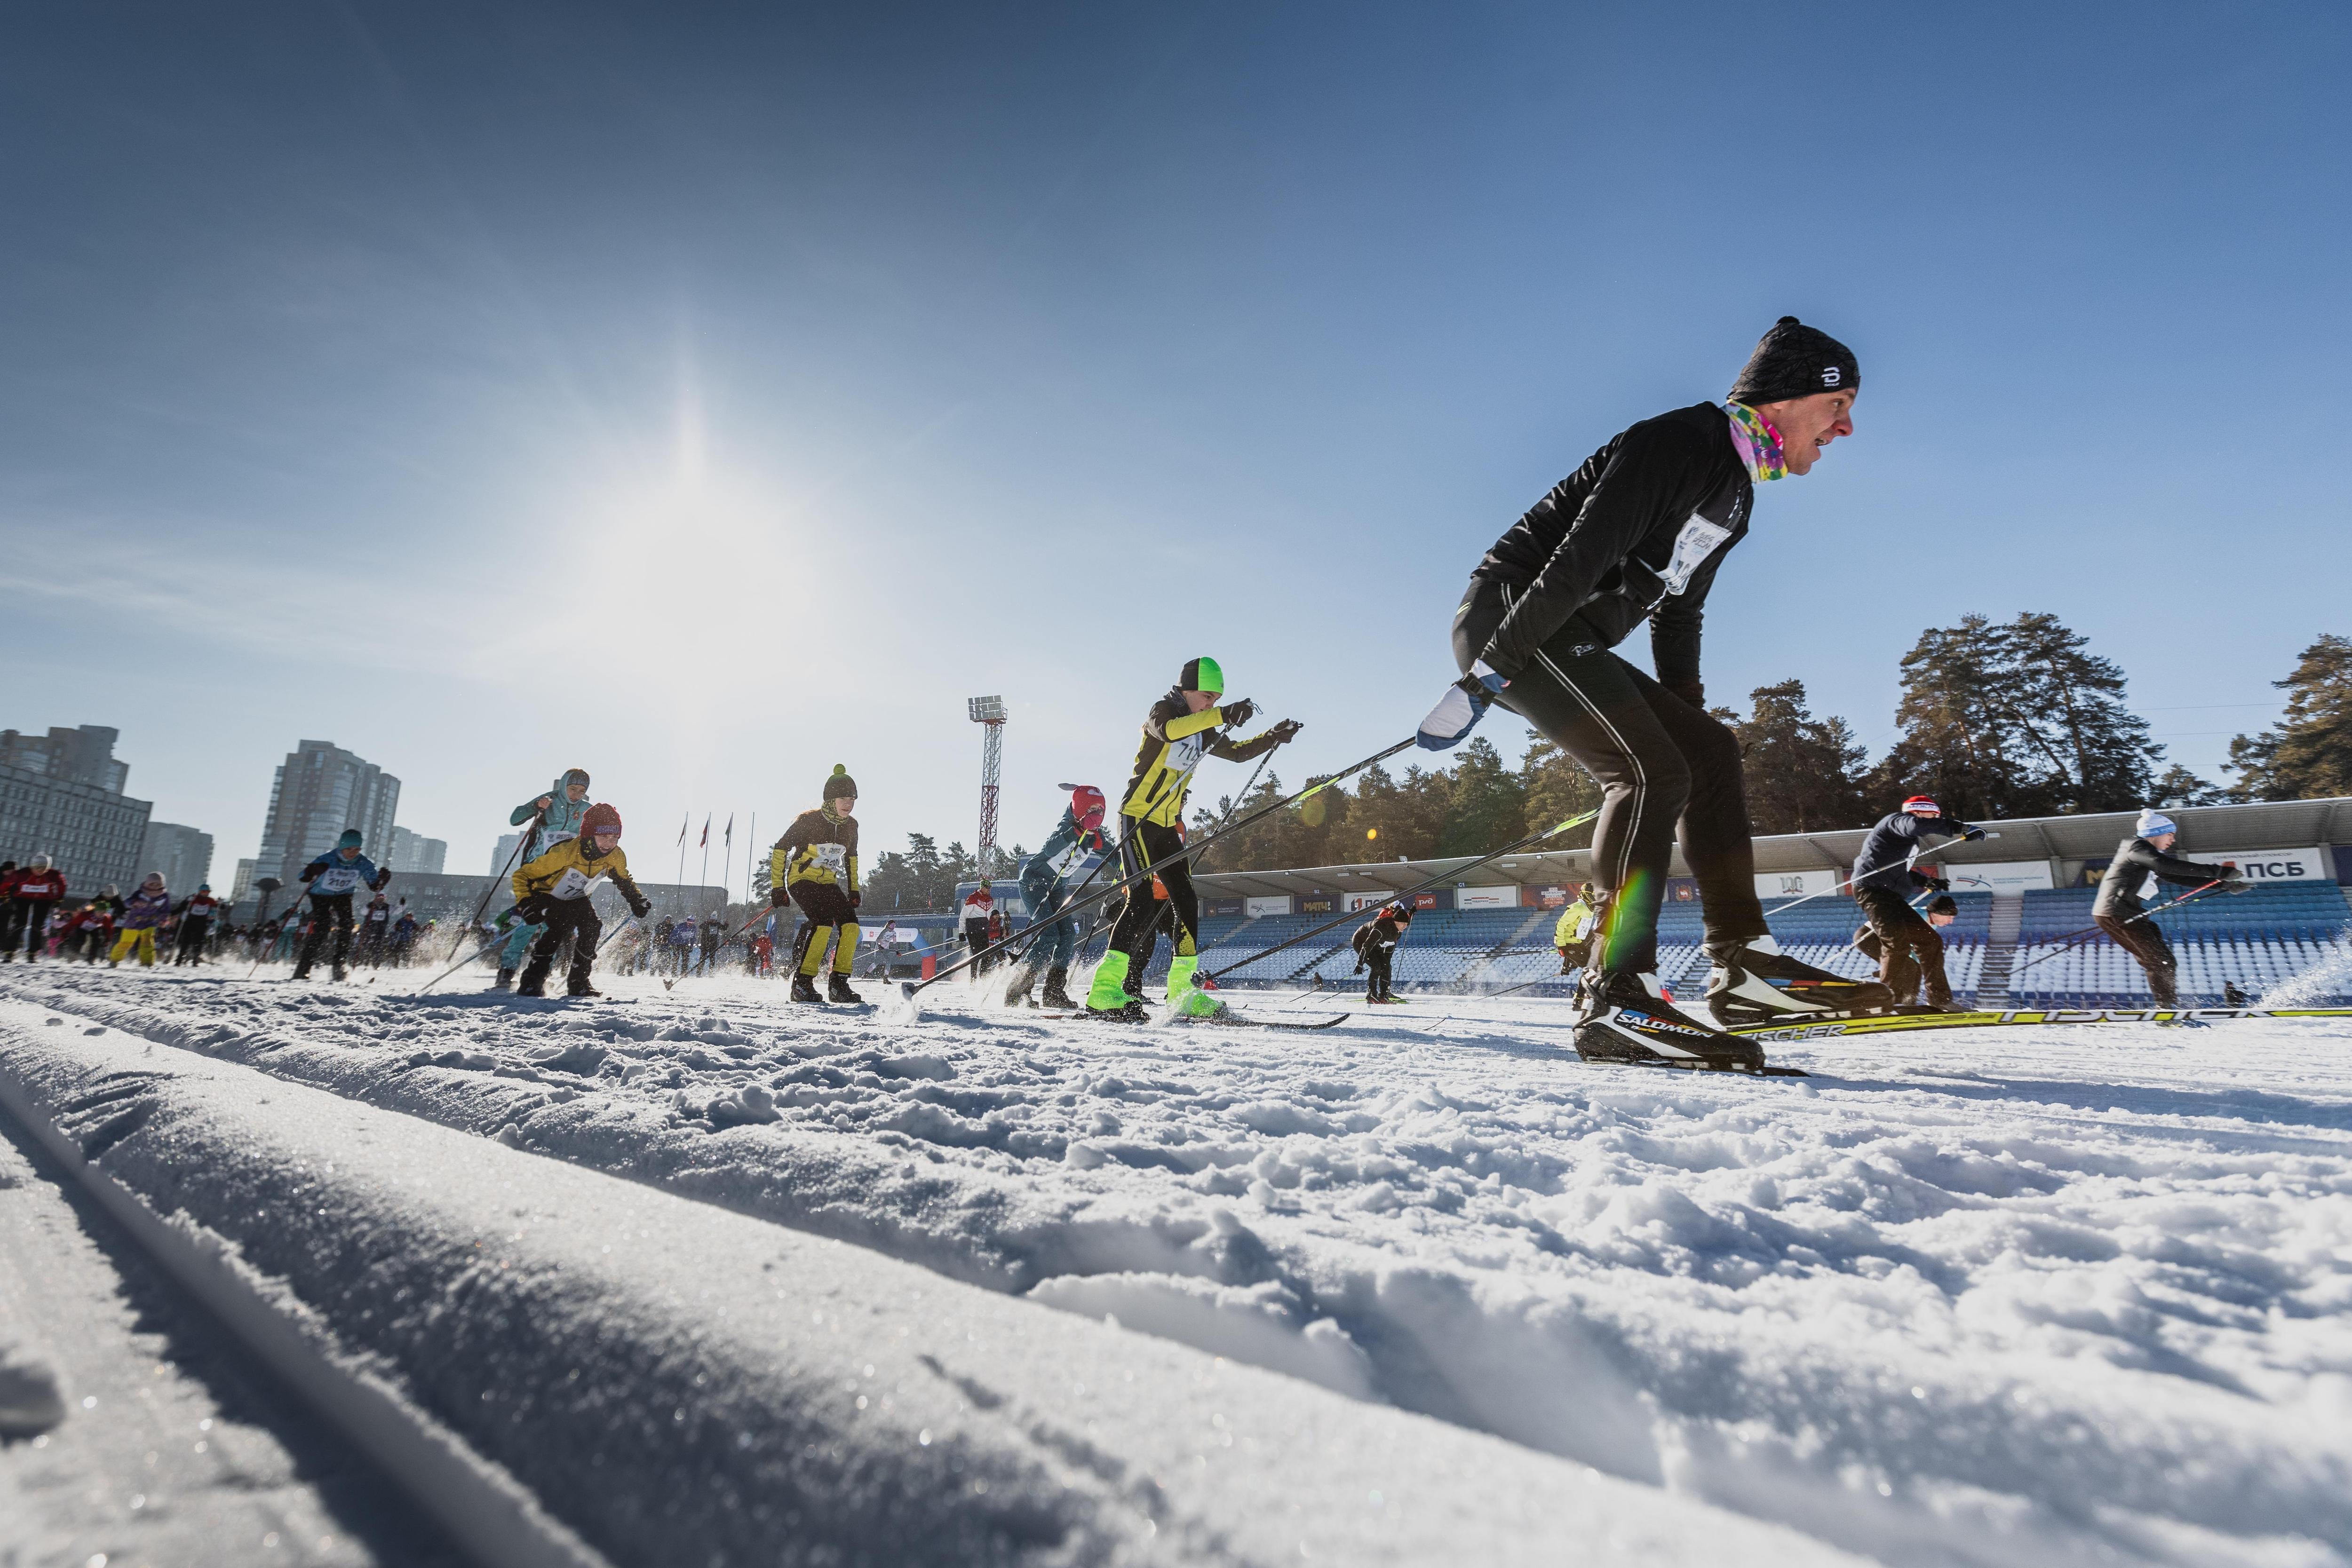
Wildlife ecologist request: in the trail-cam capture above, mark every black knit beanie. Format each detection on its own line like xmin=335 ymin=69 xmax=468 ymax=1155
xmin=1727 ymin=316 xmax=1859 ymax=406
xmin=823 ymin=763 xmax=858 ymax=802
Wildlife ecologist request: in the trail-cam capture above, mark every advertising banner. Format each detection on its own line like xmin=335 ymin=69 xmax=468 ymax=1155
xmin=1244 ymin=895 xmax=1293 ymax=919
xmin=1456 ymin=884 xmax=1518 ymax=910
xmin=1942 ymin=859 xmax=2055 ymax=894
xmin=1295 ymin=894 xmax=1339 ymax=915
xmin=1755 ymin=869 xmax=1843 ymax=900
xmin=2210 ymin=847 xmax=2330 ymax=882
xmin=1411 ymin=889 xmax=1453 ymax=912
xmin=1346 ymin=891 xmax=1392 ymax=912
xmin=1200 ymin=896 xmax=1245 ymax=918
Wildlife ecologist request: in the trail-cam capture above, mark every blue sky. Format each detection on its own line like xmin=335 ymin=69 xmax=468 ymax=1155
xmin=2 ymin=3 xmax=2344 ymax=889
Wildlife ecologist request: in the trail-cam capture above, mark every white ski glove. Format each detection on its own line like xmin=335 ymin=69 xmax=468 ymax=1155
xmin=1417 ymin=661 xmax=1506 ymax=751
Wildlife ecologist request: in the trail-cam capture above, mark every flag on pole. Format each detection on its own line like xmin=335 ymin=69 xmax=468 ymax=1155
xmin=723 ymin=815 xmax=733 ymax=849
xmin=699 ymin=814 xmax=710 ymax=848
xmin=677 ymin=815 xmax=689 ymax=846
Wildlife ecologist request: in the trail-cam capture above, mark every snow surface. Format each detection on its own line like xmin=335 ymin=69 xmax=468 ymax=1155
xmin=0 ymin=1077 xmax=460 ymax=1566
xmin=5 ymin=964 xmax=2352 ymax=1566
xmin=0 ymin=991 xmax=1857 ymax=1568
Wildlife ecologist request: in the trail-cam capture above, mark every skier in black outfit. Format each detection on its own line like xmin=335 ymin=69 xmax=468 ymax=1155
xmin=1350 ymin=901 xmax=1412 ymax=1004
xmin=1446 ymin=317 xmax=1888 ymax=1068
xmin=1846 ymin=795 xmax=1986 ymax=1011
xmin=2092 ymin=810 xmax=2245 ymax=1006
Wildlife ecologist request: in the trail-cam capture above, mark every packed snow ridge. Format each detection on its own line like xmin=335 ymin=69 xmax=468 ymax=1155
xmin=4 ymin=965 xmax=2349 ymax=1567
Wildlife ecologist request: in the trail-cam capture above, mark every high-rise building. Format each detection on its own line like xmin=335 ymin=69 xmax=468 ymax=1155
xmin=490 ymin=831 xmax=525 ymax=876
xmin=257 ymin=741 xmax=400 ymax=889
xmin=0 ymin=724 xmax=152 ymax=892
xmin=386 ymin=825 xmax=447 ymax=875
xmin=230 ymin=857 xmax=258 ymax=905
xmin=139 ymin=822 xmax=215 ymax=893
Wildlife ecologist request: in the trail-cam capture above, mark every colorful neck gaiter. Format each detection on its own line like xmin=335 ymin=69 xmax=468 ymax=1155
xmin=1725 ymin=401 xmax=1786 ymax=482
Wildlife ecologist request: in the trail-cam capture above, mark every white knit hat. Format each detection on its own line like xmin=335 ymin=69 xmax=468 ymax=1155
xmin=2135 ymin=809 xmax=2177 ymax=838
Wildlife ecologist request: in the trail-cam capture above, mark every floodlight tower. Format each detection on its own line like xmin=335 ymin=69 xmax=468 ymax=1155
xmin=968 ymin=696 xmax=1007 ymax=878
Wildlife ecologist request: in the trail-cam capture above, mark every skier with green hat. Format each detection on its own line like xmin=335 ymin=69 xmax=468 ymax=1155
xmin=1085 ymin=657 xmax=1301 ymax=1022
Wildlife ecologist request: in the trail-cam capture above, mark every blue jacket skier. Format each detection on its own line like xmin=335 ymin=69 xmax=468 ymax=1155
xmin=293 ymin=829 xmax=391 ymax=981
xmin=1006 ymin=784 xmax=1115 ymax=1010
xmin=497 ymin=768 xmax=592 ymax=990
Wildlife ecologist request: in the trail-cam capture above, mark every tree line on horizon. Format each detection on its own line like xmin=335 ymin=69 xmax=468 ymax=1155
xmin=851 ymin=620 xmax=2351 ymax=905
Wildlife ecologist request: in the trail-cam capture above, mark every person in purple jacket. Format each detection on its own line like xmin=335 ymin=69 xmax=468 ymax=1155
xmin=107 ymin=873 xmax=173 ymax=967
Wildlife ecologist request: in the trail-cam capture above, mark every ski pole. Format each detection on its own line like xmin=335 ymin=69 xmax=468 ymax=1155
xmin=899 ymin=735 xmax=1416 ymax=1003
xmin=2004 ymin=880 xmax=2224 ymax=982
xmin=450 ymin=807 xmax=546 ymax=962
xmin=243 ymin=887 xmax=311 ymax=979
xmin=1762 ymin=831 xmax=1999 ymax=919
xmin=1198 ymin=808 xmax=1601 ymax=989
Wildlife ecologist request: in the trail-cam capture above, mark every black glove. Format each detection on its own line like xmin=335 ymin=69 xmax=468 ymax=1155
xmin=516 ymin=894 xmax=555 ymax=925
xmin=1267 ymin=718 xmax=1303 ymax=744
xmin=770 ymin=888 xmax=790 ymax=908
xmin=627 ymin=897 xmax=651 ymax=919
xmin=1962 ymin=828 xmax=1988 ymax=841
xmin=1929 ymin=877 xmax=1951 ymax=893
xmin=1662 ymin=678 xmax=1704 ymax=710
xmin=1354 ymin=959 xmax=1366 ymax=974
xmin=1218 ymin=698 xmax=1256 ymax=729
xmin=2220 ymin=868 xmax=2252 ymax=894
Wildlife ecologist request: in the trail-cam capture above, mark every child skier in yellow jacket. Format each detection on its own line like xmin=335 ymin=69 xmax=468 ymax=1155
xmin=510 ymin=802 xmax=650 ymax=998
xmin=768 ymin=765 xmax=862 ymax=1005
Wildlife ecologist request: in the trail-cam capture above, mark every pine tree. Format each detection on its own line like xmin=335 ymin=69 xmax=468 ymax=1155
xmin=1438 ymin=736 xmax=1526 ymax=857
xmin=1521 ymin=731 xmax=1602 ymax=835
xmin=1876 ymin=612 xmax=2163 ymax=816
xmin=2228 ymin=633 xmax=2352 ymax=801
xmin=1992 ymin=612 xmax=2161 ymax=812
xmin=2149 ymin=764 xmax=2223 ymax=808
xmin=1728 ymin=680 xmax=1870 ymax=832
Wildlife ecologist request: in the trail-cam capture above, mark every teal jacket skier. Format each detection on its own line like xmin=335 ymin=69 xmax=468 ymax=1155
xmin=1006 ymin=784 xmax=1116 ymax=1010
xmin=499 ymin=768 xmax=594 ymax=985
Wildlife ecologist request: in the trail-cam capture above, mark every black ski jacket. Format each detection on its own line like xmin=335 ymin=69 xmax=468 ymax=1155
xmin=1850 ymin=810 xmax=1975 ymax=895
xmin=1351 ymin=910 xmax=1408 ymax=956
xmin=2093 ymin=837 xmax=2233 ymax=921
xmin=1469 ymin=403 xmax=1750 ymax=685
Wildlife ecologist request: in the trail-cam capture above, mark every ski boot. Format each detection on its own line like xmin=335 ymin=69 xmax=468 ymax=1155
xmin=1081 ymin=952 xmax=1149 ymax=1021
xmin=1702 ymin=936 xmax=1891 ymax=1029
xmin=827 ymin=974 xmax=864 ymax=1005
xmin=790 ymin=974 xmax=825 ymax=1005
xmin=515 ymin=977 xmax=548 ymax=998
xmin=567 ymin=981 xmax=602 ymax=998
xmin=1574 ymin=969 xmax=1764 ymax=1070
xmin=493 ymin=967 xmax=515 ymax=992
xmin=331 ymin=962 xmax=348 ymax=982
xmin=1003 ymin=961 xmax=1040 ymax=1008
xmin=290 ymin=962 xmax=313 ymax=982
xmin=1039 ymin=965 xmax=1078 ymax=1011
xmin=1083 ymin=998 xmax=1151 ymax=1022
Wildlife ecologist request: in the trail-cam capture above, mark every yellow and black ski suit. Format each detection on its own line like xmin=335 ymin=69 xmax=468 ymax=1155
xmin=1089 ymin=691 xmax=1285 ymax=1010
xmin=770 ymin=806 xmax=860 ymax=978
xmin=511 ymin=838 xmax=648 ymax=993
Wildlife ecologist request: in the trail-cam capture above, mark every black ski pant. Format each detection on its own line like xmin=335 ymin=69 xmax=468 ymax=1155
xmin=1454 ymin=583 xmax=1765 ymax=976
xmin=962 ymin=918 xmax=990 ymax=976
xmin=789 ymin=883 xmax=858 ymax=977
xmin=5 ymin=898 xmax=52 ymax=961
xmin=522 ymin=899 xmax=602 ymax=994
xmin=174 ymin=918 xmax=211 ymax=965
xmin=2096 ymin=914 xmax=2178 ymax=1007
xmin=1105 ymin=819 xmax=1198 ymax=976
xmin=1361 ymin=943 xmax=1393 ymax=1001
xmin=1852 ymin=888 xmax=1950 ymax=1006
xmin=295 ymin=895 xmax=355 ymax=974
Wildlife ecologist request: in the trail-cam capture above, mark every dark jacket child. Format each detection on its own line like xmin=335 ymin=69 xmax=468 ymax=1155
xmin=2090 ymin=810 xmax=2245 ymax=1007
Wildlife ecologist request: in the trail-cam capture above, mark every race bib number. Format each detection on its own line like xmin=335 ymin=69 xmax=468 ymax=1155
xmin=1049 ymin=843 xmax=1096 ymax=878
xmin=551 ymin=867 xmax=601 ymax=900
xmin=811 ymin=842 xmax=848 ymax=872
xmin=1660 ymin=515 xmax=1732 ymax=597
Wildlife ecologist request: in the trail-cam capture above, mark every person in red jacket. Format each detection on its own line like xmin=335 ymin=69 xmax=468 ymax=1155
xmin=3 ymin=855 xmax=66 ymax=963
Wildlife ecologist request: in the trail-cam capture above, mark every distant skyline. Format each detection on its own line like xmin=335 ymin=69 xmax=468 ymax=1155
xmin=3 ymin=4 xmax=2344 ymax=887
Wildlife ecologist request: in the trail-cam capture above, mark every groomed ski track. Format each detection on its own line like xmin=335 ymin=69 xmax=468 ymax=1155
xmin=4 ymin=965 xmax=2350 ymax=1567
